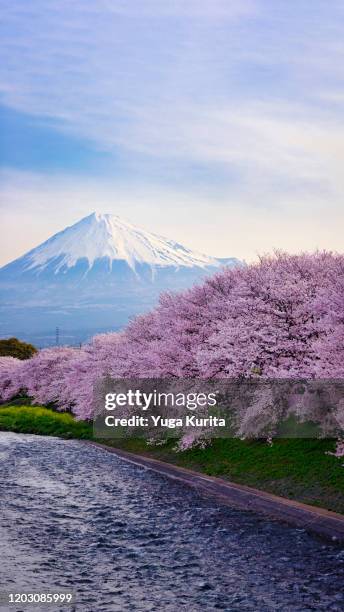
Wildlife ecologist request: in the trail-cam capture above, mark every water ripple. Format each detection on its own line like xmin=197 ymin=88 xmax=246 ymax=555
xmin=0 ymin=432 xmax=343 ymax=611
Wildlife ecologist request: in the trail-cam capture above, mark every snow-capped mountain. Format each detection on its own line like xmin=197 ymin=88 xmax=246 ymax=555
xmin=0 ymin=213 xmax=240 ymax=345
xmin=20 ymin=212 xmax=220 ymax=273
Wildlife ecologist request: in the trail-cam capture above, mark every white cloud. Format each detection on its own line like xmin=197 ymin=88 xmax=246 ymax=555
xmin=102 ymin=0 xmax=257 ymax=18
xmin=1 ymin=0 xmax=344 ymax=264
xmin=1 ymin=1 xmax=344 ymax=184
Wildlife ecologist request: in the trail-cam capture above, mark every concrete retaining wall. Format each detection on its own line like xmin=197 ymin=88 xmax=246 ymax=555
xmin=85 ymin=441 xmax=344 ymax=546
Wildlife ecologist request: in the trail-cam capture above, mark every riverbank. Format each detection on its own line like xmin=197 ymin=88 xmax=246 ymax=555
xmin=87 ymin=441 xmax=344 ymax=544
xmin=1 ymin=404 xmax=343 ymax=515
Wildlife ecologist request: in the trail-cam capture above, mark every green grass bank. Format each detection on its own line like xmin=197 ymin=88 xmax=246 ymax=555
xmin=1 ymin=404 xmax=343 ymax=514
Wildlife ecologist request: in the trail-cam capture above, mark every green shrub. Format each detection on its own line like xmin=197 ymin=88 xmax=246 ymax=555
xmin=0 ymin=337 xmax=37 ymax=360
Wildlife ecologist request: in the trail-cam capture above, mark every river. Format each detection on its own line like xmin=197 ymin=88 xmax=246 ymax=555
xmin=0 ymin=432 xmax=343 ymax=611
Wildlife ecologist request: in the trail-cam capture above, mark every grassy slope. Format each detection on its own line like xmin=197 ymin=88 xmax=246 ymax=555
xmin=0 ymin=404 xmax=343 ymax=514
xmin=0 ymin=405 xmax=93 ymax=439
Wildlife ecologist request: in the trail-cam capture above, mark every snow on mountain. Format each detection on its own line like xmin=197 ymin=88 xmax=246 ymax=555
xmin=22 ymin=212 xmax=220 ymax=273
xmin=0 ymin=213 xmax=240 ymax=344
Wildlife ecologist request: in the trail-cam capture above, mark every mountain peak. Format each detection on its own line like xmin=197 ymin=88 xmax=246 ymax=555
xmin=16 ymin=212 xmax=222 ymax=273
xmin=0 ymin=212 xmax=240 ymax=342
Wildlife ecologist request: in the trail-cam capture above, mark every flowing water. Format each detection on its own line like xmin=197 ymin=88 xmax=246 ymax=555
xmin=0 ymin=432 xmax=343 ymax=611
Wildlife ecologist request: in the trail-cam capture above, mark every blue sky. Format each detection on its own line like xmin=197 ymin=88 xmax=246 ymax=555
xmin=1 ymin=0 xmax=344 ymax=264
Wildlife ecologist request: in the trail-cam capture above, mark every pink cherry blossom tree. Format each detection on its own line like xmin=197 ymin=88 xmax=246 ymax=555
xmin=1 ymin=251 xmax=343 ymax=451
xmin=0 ymin=356 xmax=24 ymax=401
xmin=18 ymin=346 xmax=81 ymax=408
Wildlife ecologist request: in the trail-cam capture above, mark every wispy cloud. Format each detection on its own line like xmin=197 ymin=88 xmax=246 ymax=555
xmin=102 ymin=0 xmax=257 ymax=18
xmin=0 ymin=0 xmax=344 ymax=262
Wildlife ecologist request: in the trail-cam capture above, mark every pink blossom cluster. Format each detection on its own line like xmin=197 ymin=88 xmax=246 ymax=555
xmin=0 ymin=356 xmax=24 ymax=401
xmin=1 ymin=252 xmax=343 ymax=448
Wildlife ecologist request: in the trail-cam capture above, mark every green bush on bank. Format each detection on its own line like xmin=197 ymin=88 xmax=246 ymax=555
xmin=0 ymin=405 xmax=93 ymax=439
xmin=0 ymin=337 xmax=37 ymax=360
